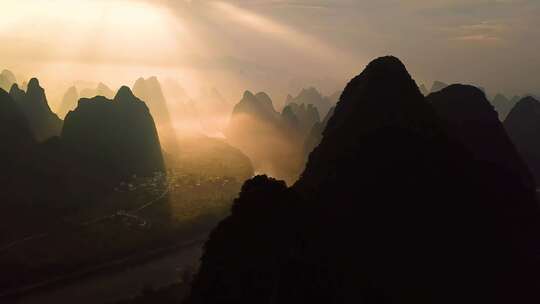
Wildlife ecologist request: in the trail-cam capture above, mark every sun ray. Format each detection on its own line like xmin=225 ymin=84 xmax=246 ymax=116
xmin=210 ymin=1 xmax=353 ymax=64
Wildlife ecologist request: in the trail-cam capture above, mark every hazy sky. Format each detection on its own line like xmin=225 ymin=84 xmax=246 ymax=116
xmin=0 ymin=0 xmax=539 ymax=103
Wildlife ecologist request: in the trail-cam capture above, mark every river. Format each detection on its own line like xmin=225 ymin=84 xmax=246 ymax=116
xmin=13 ymin=243 xmax=203 ymax=304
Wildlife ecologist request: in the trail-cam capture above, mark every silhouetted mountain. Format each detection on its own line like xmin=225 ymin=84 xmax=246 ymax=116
xmin=430 ymin=80 xmax=448 ymax=93
xmin=62 ymin=86 xmax=165 ymax=180
xmin=0 ymin=88 xmax=35 ymax=178
xmin=303 ymin=106 xmax=334 ymax=161
xmin=419 ymin=83 xmax=429 ymax=95
xmin=133 ymin=77 xmax=171 ymax=125
xmin=0 ymin=85 xmax=111 ymax=213
xmin=281 ymin=102 xmax=320 ymax=136
xmin=226 ymin=91 xmax=303 ymax=182
xmin=505 ymin=96 xmax=540 ymax=186
xmin=9 ymin=83 xmax=25 ymax=101
xmin=79 ymin=82 xmax=115 ymax=99
xmin=286 ymin=87 xmax=333 ymax=117
xmin=188 ymin=56 xmax=540 ymax=304
xmin=280 ymin=104 xmax=300 ymax=129
xmin=491 ymin=93 xmax=517 ymax=120
xmin=229 ymin=91 xmax=280 ymax=123
xmin=428 ymin=85 xmax=534 ymax=188
xmin=229 ymin=91 xmax=322 ymax=180
xmin=510 ymin=95 xmax=521 ymax=105
xmin=57 ymin=86 xmax=79 ymax=118
xmin=133 ymin=77 xmax=178 ymax=151
xmin=0 ymin=69 xmax=16 ymax=92
xmin=9 ymin=79 xmax=62 ymax=141
xmin=96 ymin=82 xmax=114 ymax=98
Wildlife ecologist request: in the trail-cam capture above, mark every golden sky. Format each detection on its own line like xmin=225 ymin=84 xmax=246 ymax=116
xmin=1 ymin=0 xmax=539 ymax=103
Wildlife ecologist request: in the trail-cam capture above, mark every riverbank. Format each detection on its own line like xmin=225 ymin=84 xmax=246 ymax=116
xmin=2 ymin=236 xmax=206 ymax=304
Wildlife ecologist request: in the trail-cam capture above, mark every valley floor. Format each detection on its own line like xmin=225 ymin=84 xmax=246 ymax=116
xmin=6 ymin=239 xmax=203 ymax=304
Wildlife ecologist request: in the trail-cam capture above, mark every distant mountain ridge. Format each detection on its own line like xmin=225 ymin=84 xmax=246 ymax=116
xmin=285 ymin=87 xmax=333 ymax=117
xmin=0 ymin=69 xmax=16 ymax=92
xmin=227 ymin=90 xmax=321 ymax=183
xmin=9 ymin=78 xmax=62 ymax=142
xmin=430 ymin=80 xmax=448 ymax=93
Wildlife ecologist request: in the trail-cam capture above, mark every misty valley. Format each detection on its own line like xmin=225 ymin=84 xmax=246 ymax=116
xmin=0 ymin=71 xmax=338 ymax=303
xmin=2 ymin=1 xmax=540 ymax=304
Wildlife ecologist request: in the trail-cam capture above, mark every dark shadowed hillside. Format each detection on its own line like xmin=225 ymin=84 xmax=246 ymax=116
xmin=428 ymin=85 xmax=535 ymax=189
xmin=0 ymin=88 xmax=35 ymax=182
xmin=63 ymin=86 xmax=165 ymax=180
xmin=9 ymin=79 xmax=63 ymax=141
xmin=505 ymin=96 xmax=540 ymax=186
xmin=188 ymin=56 xmax=540 ymax=304
xmin=303 ymin=106 xmax=334 ymax=161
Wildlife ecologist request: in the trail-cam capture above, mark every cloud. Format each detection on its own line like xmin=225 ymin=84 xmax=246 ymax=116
xmin=451 ymin=35 xmax=502 ymax=42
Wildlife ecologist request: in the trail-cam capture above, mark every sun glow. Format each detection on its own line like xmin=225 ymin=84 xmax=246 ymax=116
xmin=0 ymin=0 xmax=186 ymax=66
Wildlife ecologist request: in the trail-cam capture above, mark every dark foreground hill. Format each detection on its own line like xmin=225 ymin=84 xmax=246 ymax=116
xmin=0 ymin=88 xmax=35 ymax=182
xmin=0 ymin=85 xmax=166 ymax=210
xmin=187 ymin=57 xmax=540 ymax=304
xmin=428 ymin=85 xmax=535 ymax=188
xmin=0 ymin=84 xmax=171 ymax=292
xmin=303 ymin=106 xmax=334 ymax=162
xmin=505 ymin=96 xmax=540 ymax=186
